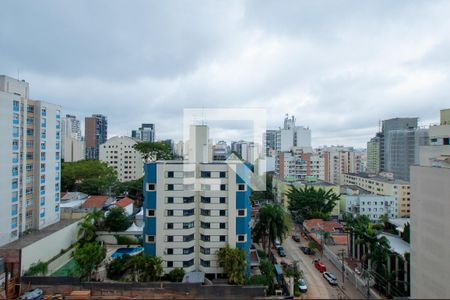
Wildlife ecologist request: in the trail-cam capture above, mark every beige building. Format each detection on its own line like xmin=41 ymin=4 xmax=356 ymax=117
xmin=341 ymin=173 xmax=410 ymax=217
xmin=410 ymin=166 xmax=450 ymax=298
xmin=419 ymin=111 xmax=450 ymax=168
xmin=99 ymin=136 xmax=143 ymax=182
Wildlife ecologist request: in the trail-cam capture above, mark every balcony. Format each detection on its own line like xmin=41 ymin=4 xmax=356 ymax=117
xmin=40 ymin=189 xmax=45 ymax=196
xmin=12 ymin=157 xmax=19 ymax=164
xmin=41 ymin=178 xmax=45 ymax=184
xmin=11 ymin=209 xmax=17 ymax=216
xmin=42 ymin=123 xmax=46 ymax=128
xmin=12 ymin=182 xmax=18 ymax=189
xmin=41 ymin=167 xmax=45 ymax=173
xmin=12 ymin=196 xmax=18 ymax=203
xmin=12 ymin=170 xmax=18 ymax=177
xmin=41 ymin=133 xmax=46 ymax=139
xmin=12 ymin=144 xmax=19 ymax=151
xmin=13 ymin=119 xmax=19 ymax=125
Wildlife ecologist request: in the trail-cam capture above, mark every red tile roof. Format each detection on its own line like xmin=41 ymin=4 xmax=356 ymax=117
xmin=331 ymin=235 xmax=348 ymax=245
xmin=81 ymin=196 xmax=109 ymax=209
xmin=115 ymin=197 xmax=134 ymax=208
xmin=303 ymin=218 xmax=343 ymax=233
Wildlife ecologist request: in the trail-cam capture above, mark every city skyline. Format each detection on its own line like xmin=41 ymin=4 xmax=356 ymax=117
xmin=1 ymin=1 xmax=450 ymax=147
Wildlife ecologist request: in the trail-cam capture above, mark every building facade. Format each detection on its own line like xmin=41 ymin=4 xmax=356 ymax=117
xmin=99 ymin=136 xmax=143 ymax=182
xmin=132 ymin=123 xmax=155 ymax=142
xmin=419 ymin=112 xmax=450 ymax=168
xmin=367 ymin=134 xmax=381 ymax=174
xmin=341 ymin=173 xmax=411 ymax=217
xmin=85 ymin=114 xmax=107 ymax=160
xmin=143 ymin=125 xmax=252 ymax=277
xmin=0 ymin=75 xmax=61 ymax=246
xmin=61 ymin=114 xmax=84 ymax=162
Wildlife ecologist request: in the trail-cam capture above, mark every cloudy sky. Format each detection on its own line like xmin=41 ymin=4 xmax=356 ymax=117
xmin=1 ymin=0 xmax=450 ymax=147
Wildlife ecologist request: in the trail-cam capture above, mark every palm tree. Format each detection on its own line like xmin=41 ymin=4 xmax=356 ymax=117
xmin=87 ymin=208 xmax=105 ymax=228
xmin=217 ymin=243 xmax=247 ymax=285
xmin=77 ymin=218 xmax=96 ymax=242
xmin=253 ymin=204 xmax=291 ymax=254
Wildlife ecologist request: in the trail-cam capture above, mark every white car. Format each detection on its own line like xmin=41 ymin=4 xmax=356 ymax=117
xmin=298 ymin=278 xmax=308 ymax=293
xmin=323 ymin=272 xmax=338 ymax=285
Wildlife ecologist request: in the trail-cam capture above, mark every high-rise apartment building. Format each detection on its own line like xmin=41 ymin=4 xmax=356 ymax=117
xmin=143 ymin=125 xmax=252 ymax=277
xmin=212 ymin=141 xmax=229 ymax=161
xmin=85 ymin=114 xmax=107 ymax=160
xmin=61 ymin=114 xmax=84 ymax=162
xmin=341 ymin=173 xmax=411 ymax=217
xmin=320 ymin=146 xmax=364 ymax=184
xmin=275 ymin=148 xmax=325 ymax=181
xmin=99 ymin=136 xmax=144 ymax=182
xmin=132 ymin=123 xmax=155 ymax=142
xmin=367 ymin=134 xmax=381 ymax=173
xmin=0 ymin=75 xmax=61 ymax=246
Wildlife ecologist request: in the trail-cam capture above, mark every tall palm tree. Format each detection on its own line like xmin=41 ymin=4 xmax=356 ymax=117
xmin=77 ymin=218 xmax=96 ymax=242
xmin=253 ymin=204 xmax=291 ymax=254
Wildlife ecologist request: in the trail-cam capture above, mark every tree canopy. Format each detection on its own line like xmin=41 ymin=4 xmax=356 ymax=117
xmin=132 ymin=141 xmax=174 ymax=161
xmin=73 ymin=242 xmax=106 ymax=280
xmin=217 ymin=243 xmax=247 ymax=285
xmin=61 ymin=160 xmax=117 ymax=195
xmin=105 ymin=207 xmax=133 ymax=232
xmin=287 ymin=185 xmax=339 ymax=222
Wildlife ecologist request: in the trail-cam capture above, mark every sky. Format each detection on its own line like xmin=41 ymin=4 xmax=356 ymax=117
xmin=1 ymin=0 xmax=450 ymax=148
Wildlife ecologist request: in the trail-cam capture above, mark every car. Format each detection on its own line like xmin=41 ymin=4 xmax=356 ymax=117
xmin=292 ymin=235 xmax=301 ymax=242
xmin=300 ymin=246 xmax=313 ymax=255
xmin=314 ymin=260 xmax=326 ymax=272
xmin=298 ymin=278 xmax=308 ymax=293
xmin=323 ymin=272 xmax=338 ymax=285
xmin=274 ymin=239 xmax=281 ymax=248
xmin=278 ymin=246 xmax=286 ymax=257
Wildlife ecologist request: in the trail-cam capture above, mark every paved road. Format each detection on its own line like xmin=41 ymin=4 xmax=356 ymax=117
xmin=282 ymin=237 xmax=341 ymax=299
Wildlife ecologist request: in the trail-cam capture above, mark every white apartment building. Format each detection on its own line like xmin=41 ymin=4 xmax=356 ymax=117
xmin=342 ymin=185 xmax=397 ymax=221
xmin=0 ymin=75 xmax=61 ymax=246
xmin=99 ymin=136 xmax=144 ymax=182
xmin=143 ymin=125 xmax=252 ymax=277
xmin=341 ymin=173 xmax=410 ymax=217
xmin=275 ymin=148 xmax=325 ymax=181
xmin=61 ymin=114 xmax=84 ymax=162
xmin=319 ymin=146 xmax=364 ymax=185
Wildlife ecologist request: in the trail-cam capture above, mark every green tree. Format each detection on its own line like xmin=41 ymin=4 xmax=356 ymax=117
xmin=73 ymin=242 xmax=106 ymax=280
xmin=287 ymin=185 xmax=339 ymax=222
xmin=217 ymin=243 xmax=247 ymax=285
xmin=259 ymin=259 xmax=275 ymax=294
xmin=78 ymin=217 xmax=97 ymax=243
xmin=132 ymin=141 xmax=174 ymax=161
xmin=253 ymin=204 xmax=291 ymax=254
xmin=402 ymin=223 xmax=410 ymax=243
xmin=61 ymin=160 xmax=117 ymax=195
xmin=107 ymin=255 xmax=131 ymax=280
xmin=105 ymin=207 xmax=133 ymax=232
xmin=126 ymin=254 xmax=163 ymax=282
xmin=168 ymin=267 xmax=185 ymax=282
xmin=24 ymin=261 xmax=49 ymax=276
xmin=113 ymin=177 xmax=144 ymax=201
xmin=308 ymin=240 xmax=318 ymax=254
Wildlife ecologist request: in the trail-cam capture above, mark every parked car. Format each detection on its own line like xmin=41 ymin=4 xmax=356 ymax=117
xmin=278 ymin=246 xmax=286 ymax=257
xmin=274 ymin=239 xmax=281 ymax=248
xmin=292 ymin=235 xmax=301 ymax=242
xmin=314 ymin=259 xmax=327 ymax=273
xmin=323 ymin=272 xmax=338 ymax=285
xmin=300 ymin=246 xmax=313 ymax=255
xmin=298 ymin=278 xmax=308 ymax=293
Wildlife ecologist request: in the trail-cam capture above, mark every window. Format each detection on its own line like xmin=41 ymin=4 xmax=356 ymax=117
xmin=183 ymin=246 xmax=194 ymax=254
xmin=183 ymin=209 xmax=194 ymax=216
xmin=200 ymin=259 xmax=210 ymax=267
xmin=219 ymin=171 xmax=226 ymax=178
xmin=219 ymin=210 xmax=226 ymax=216
xmin=183 ymin=221 xmax=194 ymax=229
xmin=167 ymin=223 xmax=174 ymax=229
xmin=238 ymin=209 xmax=246 ymax=216
xmin=167 ymin=210 xmax=174 ymax=216
xmin=146 ymin=235 xmax=155 ymax=243
xmin=167 ymin=248 xmax=173 ymax=255
xmin=238 ymin=184 xmax=245 ymax=191
xmin=183 ymin=259 xmax=194 ymax=268
xmin=147 ymin=183 xmax=155 ymax=191
xmin=147 ymin=209 xmax=155 ymax=217
xmin=200 ymin=246 xmax=210 ymax=255
xmin=201 ymin=171 xmax=211 ymax=178
xmin=220 ymin=223 xmax=226 ymax=229
xmin=183 ymin=196 xmax=194 ymax=203
xmin=220 ymin=184 xmax=226 ymax=191
xmin=201 ymin=196 xmax=211 ymax=203
xmin=167 ymin=236 xmax=174 ymax=242
xmin=200 ymin=234 xmax=210 ymax=242
xmin=238 ymin=235 xmax=246 ymax=242
xmin=167 ymin=261 xmax=173 ymax=268
xmin=183 ymin=234 xmax=194 ymax=242
xmin=167 ymin=184 xmax=174 ymax=191
xmin=201 ymin=209 xmax=210 ymax=216
xmin=201 ymin=222 xmax=210 ymax=229
xmin=167 ymin=171 xmax=174 ymax=178
xmin=220 ymin=197 xmax=226 ymax=204
xmin=220 ymin=235 xmax=226 ymax=242
xmin=167 ymin=197 xmax=174 ymax=204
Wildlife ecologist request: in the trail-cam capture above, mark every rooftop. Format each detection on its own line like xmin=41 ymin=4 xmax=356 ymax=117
xmin=303 ymin=219 xmax=343 ymax=233
xmin=379 ymin=233 xmax=410 ymax=257
xmin=81 ymin=195 xmax=110 ymax=209
xmin=346 ymin=173 xmax=409 ymax=185
xmin=0 ymin=219 xmax=79 ymax=250
xmin=340 ymin=185 xmax=371 ymax=195
xmin=114 ymin=197 xmax=134 ymax=208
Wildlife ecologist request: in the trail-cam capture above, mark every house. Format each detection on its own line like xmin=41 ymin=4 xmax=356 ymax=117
xmin=303 ymin=219 xmax=346 ymax=250
xmin=80 ymin=195 xmax=113 ymax=211
xmin=112 ymin=197 xmax=134 ymax=215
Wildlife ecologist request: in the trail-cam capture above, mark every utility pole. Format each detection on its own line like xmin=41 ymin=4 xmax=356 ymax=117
xmin=338 ymin=249 xmax=346 ymax=285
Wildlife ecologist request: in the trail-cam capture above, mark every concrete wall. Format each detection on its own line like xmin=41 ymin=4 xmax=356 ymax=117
xmin=411 ymin=166 xmax=450 ymax=299
xmin=21 ymin=220 xmax=80 ymax=275
xmin=47 ymin=247 xmax=74 ymax=274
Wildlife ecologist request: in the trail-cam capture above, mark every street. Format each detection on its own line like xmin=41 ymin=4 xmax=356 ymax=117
xmin=280 ymin=235 xmax=365 ymax=299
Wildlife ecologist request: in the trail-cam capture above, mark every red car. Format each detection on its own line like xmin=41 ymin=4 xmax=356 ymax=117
xmin=314 ymin=260 xmax=327 ymax=273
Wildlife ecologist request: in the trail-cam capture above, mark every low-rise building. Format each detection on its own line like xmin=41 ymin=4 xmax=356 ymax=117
xmin=112 ymin=196 xmax=134 ymax=215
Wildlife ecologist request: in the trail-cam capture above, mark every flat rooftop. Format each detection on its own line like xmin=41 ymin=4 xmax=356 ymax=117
xmin=346 ymin=173 xmax=409 ymax=185
xmin=0 ymin=219 xmax=79 ymax=250
xmin=340 ymin=185 xmax=371 ymax=194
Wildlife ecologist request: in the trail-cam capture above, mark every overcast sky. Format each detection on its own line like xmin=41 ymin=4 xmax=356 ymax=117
xmin=1 ymin=1 xmax=450 ymax=147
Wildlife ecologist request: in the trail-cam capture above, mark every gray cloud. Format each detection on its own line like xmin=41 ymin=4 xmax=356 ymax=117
xmin=1 ymin=0 xmax=449 ymax=148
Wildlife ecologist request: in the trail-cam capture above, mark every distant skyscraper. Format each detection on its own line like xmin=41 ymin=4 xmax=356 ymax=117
xmin=61 ymin=114 xmax=84 ymax=162
xmin=367 ymin=134 xmax=381 ymax=174
xmin=132 ymin=123 xmax=155 ymax=142
xmin=85 ymin=114 xmax=107 ymax=160
xmin=0 ymin=75 xmax=61 ymax=246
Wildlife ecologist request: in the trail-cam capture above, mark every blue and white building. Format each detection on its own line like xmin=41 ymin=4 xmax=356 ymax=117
xmin=143 ymin=125 xmax=252 ymax=277
xmin=0 ymin=75 xmax=61 ymax=246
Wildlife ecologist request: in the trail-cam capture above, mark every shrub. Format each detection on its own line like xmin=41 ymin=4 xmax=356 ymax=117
xmin=107 ymin=255 xmax=131 ymax=280
xmin=115 ymin=235 xmax=139 ymax=245
xmin=168 ymin=267 xmax=185 ymax=282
